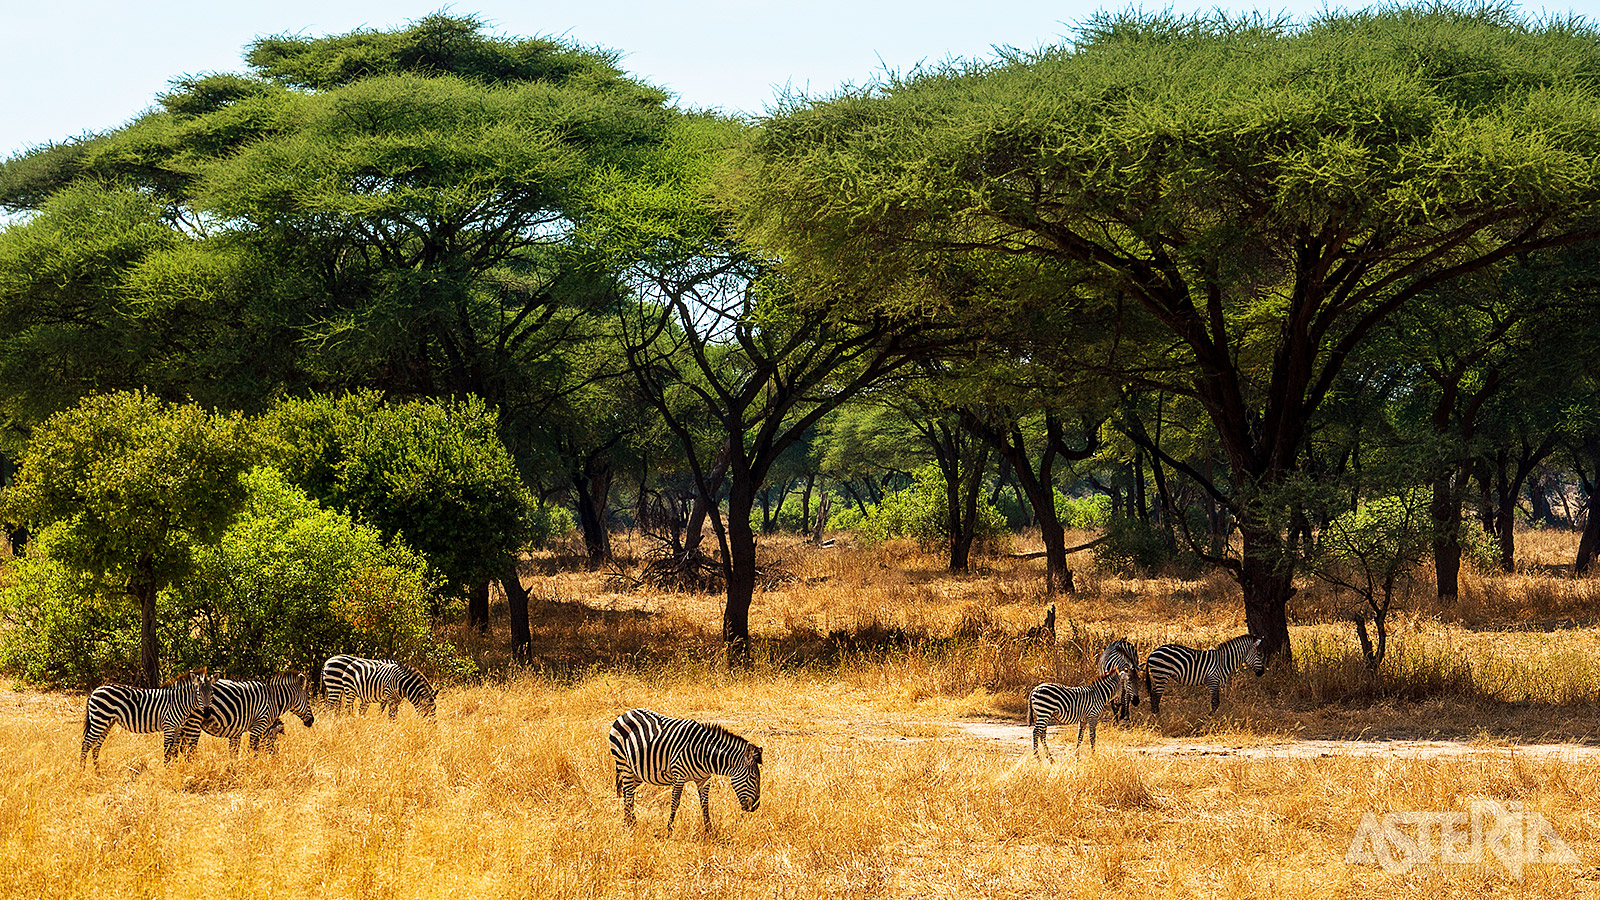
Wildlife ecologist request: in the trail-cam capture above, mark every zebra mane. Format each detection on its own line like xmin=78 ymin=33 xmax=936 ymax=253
xmin=701 ymin=721 xmax=753 ymax=747
xmin=271 ymin=671 xmax=307 ymax=687
xmin=161 ymin=669 xmax=208 ymax=689
xmin=1217 ymin=634 xmax=1258 ymax=652
xmin=1089 ymin=668 xmax=1125 ymax=687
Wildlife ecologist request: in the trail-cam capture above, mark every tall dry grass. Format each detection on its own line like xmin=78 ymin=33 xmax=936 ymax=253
xmin=4 ymin=671 xmax=1598 ymax=900
xmin=4 ymin=525 xmax=1600 ymax=898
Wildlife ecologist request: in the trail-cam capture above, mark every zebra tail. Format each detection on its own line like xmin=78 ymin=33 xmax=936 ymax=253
xmin=1144 ymin=666 xmax=1156 ymax=712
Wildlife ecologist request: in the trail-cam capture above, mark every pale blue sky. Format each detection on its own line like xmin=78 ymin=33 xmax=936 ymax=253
xmin=4 ymin=1 xmax=1595 ymax=158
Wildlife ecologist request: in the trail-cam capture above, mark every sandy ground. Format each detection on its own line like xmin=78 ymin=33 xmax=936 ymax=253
xmin=950 ymin=719 xmax=1600 ymax=760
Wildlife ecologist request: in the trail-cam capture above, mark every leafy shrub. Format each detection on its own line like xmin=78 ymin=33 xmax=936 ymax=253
xmin=0 ymin=544 xmax=141 ymax=686
xmin=259 ymin=392 xmax=533 ymax=595
xmin=167 ymin=467 xmax=462 ymax=676
xmin=0 ymin=468 xmax=465 ymax=687
xmin=837 ymin=465 xmax=1008 ymax=550
xmin=1093 ymin=515 xmax=1195 ymax=575
xmin=1056 ymin=491 xmax=1112 ymax=529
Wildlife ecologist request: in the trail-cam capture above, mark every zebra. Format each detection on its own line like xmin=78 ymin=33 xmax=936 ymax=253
xmin=179 ymin=671 xmax=315 ymax=754
xmin=80 ymin=669 xmax=217 ymax=767
xmin=320 ymin=655 xmax=437 ymax=718
xmin=608 ymin=708 xmax=763 ymax=835
xmin=1144 ymin=634 xmax=1266 ymax=716
xmin=1098 ymin=639 xmax=1141 ymax=723
xmin=1027 ymin=665 xmax=1130 ymax=761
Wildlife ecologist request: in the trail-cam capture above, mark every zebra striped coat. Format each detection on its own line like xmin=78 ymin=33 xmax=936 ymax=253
xmin=1027 ymin=667 xmax=1130 ymax=761
xmin=180 ymin=672 xmax=315 ymax=754
xmin=1098 ymin=639 xmax=1141 ymax=722
xmin=1144 ymin=634 xmax=1265 ymax=715
xmin=608 ymin=708 xmax=763 ymax=835
xmin=321 ymin=655 xmax=436 ymax=718
xmin=81 ymin=670 xmax=217 ymax=767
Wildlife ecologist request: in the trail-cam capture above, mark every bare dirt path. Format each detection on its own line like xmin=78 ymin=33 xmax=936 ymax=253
xmin=950 ymin=720 xmax=1600 ymax=761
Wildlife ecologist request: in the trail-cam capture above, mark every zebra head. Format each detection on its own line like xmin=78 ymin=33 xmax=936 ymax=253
xmin=410 ymin=678 xmax=438 ymax=718
xmin=277 ymin=671 xmax=315 ymax=727
xmin=1246 ymin=639 xmax=1266 ymax=677
xmin=731 ymin=744 xmax=763 ymax=812
xmin=178 ymin=669 xmax=217 ymax=716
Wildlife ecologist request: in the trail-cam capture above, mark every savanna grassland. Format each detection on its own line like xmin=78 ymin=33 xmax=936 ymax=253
xmin=4 ymin=529 xmax=1600 ymax=899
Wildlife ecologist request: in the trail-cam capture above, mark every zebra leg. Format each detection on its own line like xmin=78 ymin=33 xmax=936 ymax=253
xmin=620 ymin=780 xmax=638 ymax=827
xmin=1210 ymin=680 xmax=1221 ymax=712
xmin=1033 ymin=724 xmax=1052 ymax=763
xmin=1075 ymin=720 xmax=1087 ymax=756
xmin=666 ymin=781 xmax=685 ymax=836
xmin=698 ymin=780 xmax=713 ymax=835
xmin=1088 ymin=717 xmax=1098 ymax=754
xmin=82 ymin=724 xmax=108 ymax=768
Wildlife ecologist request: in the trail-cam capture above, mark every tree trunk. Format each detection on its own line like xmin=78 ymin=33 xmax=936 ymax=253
xmin=722 ymin=479 xmax=758 ymax=665
xmin=1576 ymin=487 xmax=1600 ymax=576
xmin=572 ymin=463 xmax=613 ymax=563
xmin=799 ymin=473 xmax=815 ymax=534
xmin=1431 ymin=468 xmax=1464 ymax=600
xmin=502 ymin=559 xmax=532 ymax=661
xmin=132 ymin=553 xmax=160 ymax=687
xmin=1493 ymin=450 xmax=1518 ymax=573
xmin=468 ymin=581 xmax=491 ymax=632
xmin=684 ymin=449 xmax=731 ymax=556
xmin=1238 ymin=523 xmax=1293 ymax=663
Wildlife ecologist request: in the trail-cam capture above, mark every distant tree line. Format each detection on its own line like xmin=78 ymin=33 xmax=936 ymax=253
xmin=4 ymin=7 xmax=1600 ymax=677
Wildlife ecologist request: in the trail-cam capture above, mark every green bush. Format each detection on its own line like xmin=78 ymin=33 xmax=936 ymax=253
xmin=1056 ymin=491 xmax=1112 ymax=529
xmin=838 ymin=465 xmax=1008 ymax=550
xmin=259 ymin=392 xmax=533 ymax=595
xmin=0 ymin=544 xmax=141 ymax=686
xmin=167 ymin=467 xmax=461 ymax=676
xmin=1093 ymin=515 xmax=1196 ymax=576
xmin=0 ymin=467 xmax=466 ymax=687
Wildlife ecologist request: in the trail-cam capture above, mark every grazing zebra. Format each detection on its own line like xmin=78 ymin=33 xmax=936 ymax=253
xmin=321 ymin=655 xmax=436 ymax=718
xmin=1027 ymin=666 xmax=1130 ymax=761
xmin=179 ymin=671 xmax=315 ymax=754
xmin=1144 ymin=634 xmax=1266 ymax=716
xmin=80 ymin=670 xmax=217 ymax=767
xmin=608 ymin=708 xmax=763 ymax=835
xmin=1098 ymin=639 xmax=1141 ymax=723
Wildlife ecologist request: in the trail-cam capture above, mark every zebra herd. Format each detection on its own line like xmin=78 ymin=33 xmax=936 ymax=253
xmin=1027 ymin=633 xmax=1267 ymax=761
xmin=79 ymin=655 xmax=437 ymax=767
xmin=73 ymin=635 xmax=1263 ymax=836
xmin=607 ymin=632 xmax=1267 ymax=835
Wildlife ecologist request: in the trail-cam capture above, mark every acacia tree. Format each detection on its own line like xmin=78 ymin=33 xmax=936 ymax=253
xmin=735 ymin=7 xmax=1600 ymax=660
xmin=0 ymin=391 xmax=253 ymax=685
xmin=619 ymin=258 xmax=943 ymax=659
xmin=0 ymin=15 xmax=679 ymax=650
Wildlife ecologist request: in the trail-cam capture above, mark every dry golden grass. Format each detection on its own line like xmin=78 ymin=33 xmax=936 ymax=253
xmin=5 ymin=526 xmax=1600 ymax=898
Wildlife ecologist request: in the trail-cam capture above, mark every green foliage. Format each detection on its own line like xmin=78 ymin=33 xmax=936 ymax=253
xmin=1093 ymin=516 xmax=1194 ymax=576
xmin=1056 ymin=491 xmax=1112 ymax=529
xmin=835 ymin=465 xmax=1007 ymax=550
xmin=0 ymin=390 xmax=253 ymax=591
xmin=530 ymin=502 xmax=576 ymax=546
xmin=258 ymin=392 xmax=532 ymax=594
xmin=0 ymin=467 xmax=462 ymax=687
xmin=0 ymin=543 xmax=139 ymax=686
xmin=167 ymin=467 xmax=456 ymax=676
xmin=244 ymin=13 xmax=658 ymax=96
